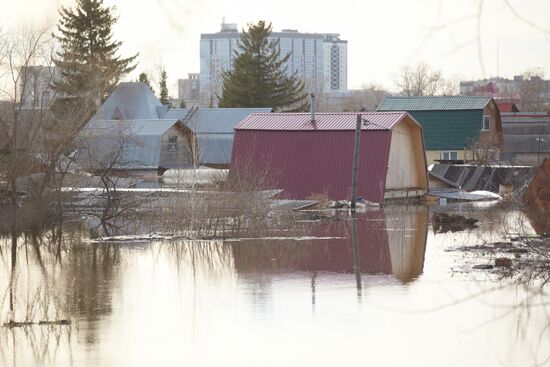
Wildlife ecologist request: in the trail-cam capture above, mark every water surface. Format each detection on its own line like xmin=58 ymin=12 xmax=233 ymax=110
xmin=1 ymin=206 xmax=549 ymax=366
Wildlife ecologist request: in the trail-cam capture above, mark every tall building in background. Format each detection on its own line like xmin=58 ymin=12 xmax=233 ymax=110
xmin=199 ymin=22 xmax=347 ymax=107
xmin=178 ymin=73 xmax=200 ymax=107
xmin=323 ymin=33 xmax=347 ymax=92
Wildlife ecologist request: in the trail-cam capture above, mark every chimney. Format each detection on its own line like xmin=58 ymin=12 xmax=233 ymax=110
xmin=310 ymin=93 xmax=316 ymax=122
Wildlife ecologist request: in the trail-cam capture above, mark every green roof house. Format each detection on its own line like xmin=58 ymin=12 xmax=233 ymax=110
xmin=378 ymin=96 xmax=502 ymax=164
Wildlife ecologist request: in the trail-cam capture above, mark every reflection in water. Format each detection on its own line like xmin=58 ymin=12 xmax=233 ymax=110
xmin=1 ymin=206 xmax=549 ymax=367
xmin=230 ymin=206 xmax=428 ymax=284
xmin=350 ymin=213 xmax=362 ymax=300
xmin=0 ymin=227 xmax=122 ymax=365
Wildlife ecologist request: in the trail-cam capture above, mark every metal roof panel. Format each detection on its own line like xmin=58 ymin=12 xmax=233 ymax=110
xmin=165 ymin=108 xmax=272 ymax=133
xmin=235 ymin=112 xmax=409 ymax=131
xmin=378 ymin=96 xmax=492 ymax=111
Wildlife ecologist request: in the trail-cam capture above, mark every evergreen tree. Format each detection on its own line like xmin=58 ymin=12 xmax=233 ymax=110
xmin=159 ymin=70 xmax=171 ymax=106
xmin=218 ymin=21 xmax=308 ymax=112
xmin=138 ymin=72 xmax=154 ymax=93
xmin=53 ymin=0 xmax=137 ymax=107
xmin=179 ymin=99 xmax=186 ymax=108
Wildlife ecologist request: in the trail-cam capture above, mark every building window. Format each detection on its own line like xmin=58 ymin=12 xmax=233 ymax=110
xmin=440 ymin=151 xmax=458 ymax=160
xmin=483 ymin=115 xmax=491 ymax=131
xmin=168 ymin=136 xmax=177 ymax=152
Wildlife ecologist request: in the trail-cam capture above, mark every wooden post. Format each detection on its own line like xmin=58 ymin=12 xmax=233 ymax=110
xmin=351 ymin=114 xmax=362 ymax=210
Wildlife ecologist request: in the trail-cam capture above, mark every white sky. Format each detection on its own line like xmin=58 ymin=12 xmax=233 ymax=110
xmin=2 ymin=0 xmax=550 ymax=94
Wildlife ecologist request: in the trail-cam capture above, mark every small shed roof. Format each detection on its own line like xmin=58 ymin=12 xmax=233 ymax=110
xmin=378 ymin=96 xmax=492 ymax=111
xmin=502 ymin=113 xmax=550 ymax=124
xmin=85 ymin=119 xmax=179 ymax=136
xmin=164 ymin=108 xmax=272 ymax=133
xmin=236 ymin=112 xmax=412 ymax=131
xmin=91 ymin=82 xmax=166 ymax=121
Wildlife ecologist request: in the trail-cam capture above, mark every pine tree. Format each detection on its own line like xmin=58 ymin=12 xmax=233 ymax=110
xmin=218 ymin=21 xmax=309 ymax=112
xmin=138 ymin=72 xmax=154 ymax=93
xmin=53 ymin=0 xmax=137 ymax=107
xmin=159 ymin=70 xmax=171 ymax=106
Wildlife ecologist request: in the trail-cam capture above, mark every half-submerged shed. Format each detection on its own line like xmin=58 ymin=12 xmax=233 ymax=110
xmin=231 ymin=112 xmax=429 ymax=203
xmin=79 ymin=119 xmax=192 ymax=177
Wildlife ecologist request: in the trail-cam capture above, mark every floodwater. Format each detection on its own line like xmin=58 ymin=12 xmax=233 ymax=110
xmin=1 ymin=205 xmax=549 ymax=367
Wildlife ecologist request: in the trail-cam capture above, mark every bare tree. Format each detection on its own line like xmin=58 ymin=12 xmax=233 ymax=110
xmin=77 ymin=121 xmax=143 ymax=236
xmin=344 ymin=84 xmax=389 ymax=111
xmin=518 ymin=68 xmax=548 ymax=112
xmin=393 ymin=62 xmax=456 ymax=96
xmin=0 ymin=27 xmax=100 ymax=222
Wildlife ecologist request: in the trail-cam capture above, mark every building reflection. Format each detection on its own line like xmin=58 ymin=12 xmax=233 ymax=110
xmin=230 ymin=206 xmax=429 ymax=284
xmin=0 ymin=206 xmax=429 ymax=365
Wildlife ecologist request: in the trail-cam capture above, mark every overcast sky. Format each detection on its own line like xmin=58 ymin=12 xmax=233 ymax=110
xmin=3 ymin=0 xmax=550 ymax=94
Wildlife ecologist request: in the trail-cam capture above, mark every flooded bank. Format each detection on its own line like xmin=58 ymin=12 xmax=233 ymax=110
xmin=1 ymin=205 xmax=549 ymax=366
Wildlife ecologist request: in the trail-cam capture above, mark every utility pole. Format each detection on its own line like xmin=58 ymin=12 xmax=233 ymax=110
xmin=350 ymin=114 xmax=362 ymax=210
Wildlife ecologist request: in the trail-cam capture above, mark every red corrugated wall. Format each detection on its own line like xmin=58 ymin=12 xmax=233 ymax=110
xmin=231 ymin=129 xmax=392 ymax=202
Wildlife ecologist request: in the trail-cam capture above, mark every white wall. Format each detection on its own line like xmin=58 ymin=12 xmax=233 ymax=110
xmin=386 ymin=119 xmax=427 ymax=190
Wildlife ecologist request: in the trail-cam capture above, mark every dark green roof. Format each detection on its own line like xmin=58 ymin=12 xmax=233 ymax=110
xmin=378 ymin=96 xmax=492 ymax=111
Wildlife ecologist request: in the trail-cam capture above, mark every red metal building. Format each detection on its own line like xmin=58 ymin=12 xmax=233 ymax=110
xmin=231 ymin=112 xmax=429 ymax=203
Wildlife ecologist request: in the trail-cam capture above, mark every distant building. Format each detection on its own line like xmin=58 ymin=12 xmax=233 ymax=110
xmin=501 ymin=112 xmax=550 ymax=166
xmin=322 ymin=33 xmax=347 ymax=92
xmin=460 ymin=75 xmax=550 ymax=111
xmin=199 ymin=22 xmax=347 ymax=107
xmin=231 ymin=112 xmax=428 ymax=203
xmin=19 ymin=66 xmax=61 ymax=108
xmin=178 ymin=73 xmax=200 ymax=107
xmin=497 ymin=101 xmax=519 ymax=113
xmin=378 ymin=96 xmax=503 ymax=164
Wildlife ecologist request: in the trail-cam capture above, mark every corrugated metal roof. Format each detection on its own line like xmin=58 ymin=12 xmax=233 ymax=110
xmin=502 ymin=115 xmax=550 ymax=124
xmin=165 ymin=108 xmax=272 ymax=133
xmin=429 ymin=164 xmax=532 ymax=191
xmin=235 ymin=112 xmax=409 ymax=131
xmin=85 ymin=119 xmax=179 ymax=136
xmin=503 ymin=124 xmax=550 ymax=135
xmin=91 ymin=82 xmax=165 ymax=121
xmin=163 ymin=108 xmax=271 ymax=165
xmin=378 ymin=96 xmax=492 ymax=111
xmin=504 ymin=135 xmax=550 ymax=153
xmin=196 ymin=134 xmax=234 ymax=165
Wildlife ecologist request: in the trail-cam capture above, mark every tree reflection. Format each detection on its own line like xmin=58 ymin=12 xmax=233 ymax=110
xmin=0 ymin=223 xmax=121 ymax=365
